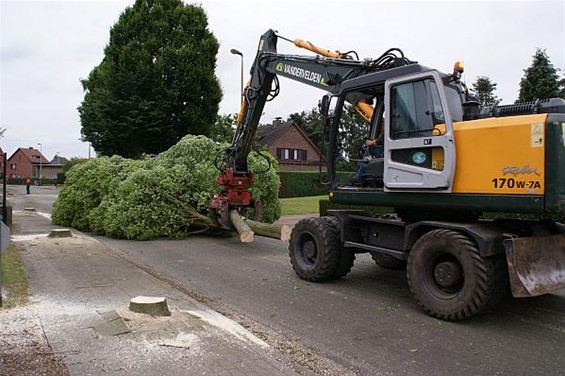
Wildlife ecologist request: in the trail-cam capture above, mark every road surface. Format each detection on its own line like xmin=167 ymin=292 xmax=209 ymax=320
xmin=8 ymin=185 xmax=565 ymax=375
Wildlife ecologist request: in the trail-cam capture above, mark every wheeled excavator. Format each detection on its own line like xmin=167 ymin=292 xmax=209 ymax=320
xmin=210 ymin=29 xmax=565 ymax=321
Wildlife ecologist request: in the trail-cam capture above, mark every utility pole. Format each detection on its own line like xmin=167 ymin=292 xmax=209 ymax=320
xmin=37 ymin=142 xmax=43 ymax=186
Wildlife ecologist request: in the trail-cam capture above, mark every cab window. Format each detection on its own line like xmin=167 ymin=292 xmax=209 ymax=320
xmin=390 ymin=79 xmax=445 ymax=139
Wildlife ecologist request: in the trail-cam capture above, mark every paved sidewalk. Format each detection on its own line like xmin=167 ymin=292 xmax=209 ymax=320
xmin=5 ymin=208 xmax=307 ymax=375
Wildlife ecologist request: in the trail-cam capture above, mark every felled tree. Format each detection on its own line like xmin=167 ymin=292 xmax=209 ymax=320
xmin=79 ymin=0 xmax=222 ymax=158
xmin=52 ymin=155 xmax=142 ymax=231
xmin=52 ymin=135 xmax=281 ymax=240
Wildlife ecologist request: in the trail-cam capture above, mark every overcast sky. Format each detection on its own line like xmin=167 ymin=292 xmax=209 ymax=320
xmin=1 ymin=0 xmax=564 ymax=160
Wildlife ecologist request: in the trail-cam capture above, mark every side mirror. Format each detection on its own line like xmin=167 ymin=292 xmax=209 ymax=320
xmin=319 ymin=95 xmax=330 ymax=116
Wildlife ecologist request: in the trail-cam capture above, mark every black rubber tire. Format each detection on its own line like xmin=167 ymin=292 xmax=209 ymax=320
xmin=323 ymin=217 xmax=355 ymax=278
xmin=370 ymin=252 xmax=407 ymax=270
xmin=407 ymin=229 xmax=498 ymax=321
xmin=289 ymin=217 xmax=344 ymax=281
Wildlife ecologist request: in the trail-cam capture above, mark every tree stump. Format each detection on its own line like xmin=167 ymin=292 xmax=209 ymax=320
xmin=48 ymin=229 xmax=72 ymax=238
xmin=129 ymin=296 xmax=171 ymax=316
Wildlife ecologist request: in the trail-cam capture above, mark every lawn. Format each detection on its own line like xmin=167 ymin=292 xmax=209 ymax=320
xmin=280 ymin=195 xmax=327 ymax=216
xmin=1 ymin=244 xmax=31 ymax=308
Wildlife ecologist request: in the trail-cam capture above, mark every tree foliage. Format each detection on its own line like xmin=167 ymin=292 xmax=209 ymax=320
xmin=288 ymin=105 xmax=369 ymax=172
xmin=62 ymin=157 xmax=86 ymax=173
xmin=288 ymin=108 xmax=325 ymax=152
xmin=518 ymin=48 xmax=564 ymax=102
xmin=52 ymin=135 xmax=281 ymax=240
xmin=210 ymin=114 xmax=235 ymax=143
xmin=471 ymin=76 xmax=500 ymax=107
xmin=79 ymin=0 xmax=222 ymax=158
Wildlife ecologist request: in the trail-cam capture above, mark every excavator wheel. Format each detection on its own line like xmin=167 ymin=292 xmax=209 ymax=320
xmin=289 ymin=216 xmax=351 ymax=281
xmin=324 ymin=216 xmax=355 ymax=278
xmin=407 ymin=229 xmax=498 ymax=321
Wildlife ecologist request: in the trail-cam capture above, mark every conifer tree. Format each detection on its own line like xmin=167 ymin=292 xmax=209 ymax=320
xmin=79 ymin=0 xmax=222 ymax=157
xmin=518 ymin=49 xmax=564 ymax=102
xmin=471 ymin=76 xmax=500 ymax=107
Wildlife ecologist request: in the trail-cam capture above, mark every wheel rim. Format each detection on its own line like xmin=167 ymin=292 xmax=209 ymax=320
xmin=298 ymin=233 xmax=318 ymax=268
xmin=428 ymin=254 xmax=464 ymax=296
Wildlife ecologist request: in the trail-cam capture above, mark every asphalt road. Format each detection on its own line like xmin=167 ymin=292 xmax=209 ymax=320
xmin=8 ymin=185 xmax=565 ymax=375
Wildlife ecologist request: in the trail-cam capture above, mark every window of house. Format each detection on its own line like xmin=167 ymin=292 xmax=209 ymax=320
xmin=10 ymin=163 xmax=17 ymax=170
xmin=276 ymin=148 xmax=307 ymax=161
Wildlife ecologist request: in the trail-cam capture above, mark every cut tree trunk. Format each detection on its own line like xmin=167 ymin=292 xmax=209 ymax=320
xmin=245 ymin=219 xmax=292 ymax=242
xmin=229 ymin=210 xmax=254 ymax=243
xmin=228 ymin=209 xmax=292 ymax=242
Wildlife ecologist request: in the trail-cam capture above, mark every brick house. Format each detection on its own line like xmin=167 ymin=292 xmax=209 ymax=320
xmin=7 ymin=147 xmax=50 ymax=179
xmin=0 ymin=147 xmax=5 ymax=176
xmin=258 ymin=119 xmax=324 ymax=171
xmin=42 ymin=155 xmax=69 ymax=179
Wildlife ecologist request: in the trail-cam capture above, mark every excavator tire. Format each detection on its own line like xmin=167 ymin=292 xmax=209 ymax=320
xmin=289 ymin=217 xmax=344 ymax=281
xmin=323 ymin=216 xmax=355 ymax=278
xmin=407 ymin=229 xmax=498 ymax=321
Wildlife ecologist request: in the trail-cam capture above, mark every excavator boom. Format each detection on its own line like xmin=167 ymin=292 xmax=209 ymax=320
xmin=210 ymin=29 xmax=413 ymax=228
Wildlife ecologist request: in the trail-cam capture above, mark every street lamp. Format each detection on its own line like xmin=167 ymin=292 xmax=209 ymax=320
xmin=230 ymin=48 xmax=244 ymax=107
xmin=37 ymin=143 xmax=42 ymax=186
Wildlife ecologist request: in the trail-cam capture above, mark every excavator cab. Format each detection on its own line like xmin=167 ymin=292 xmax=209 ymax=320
xmin=320 ymin=65 xmax=460 ymax=193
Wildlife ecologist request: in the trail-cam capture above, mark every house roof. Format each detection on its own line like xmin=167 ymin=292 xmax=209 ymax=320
xmin=258 ymin=121 xmax=322 ymax=155
xmin=50 ymin=155 xmax=69 ymax=165
xmin=8 ymin=147 xmax=49 ymax=164
xmin=259 ymin=122 xmax=293 ymax=145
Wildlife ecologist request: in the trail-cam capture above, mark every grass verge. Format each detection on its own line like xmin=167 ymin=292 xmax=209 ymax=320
xmin=280 ymin=195 xmax=326 ymax=216
xmin=1 ymin=244 xmax=31 ymax=308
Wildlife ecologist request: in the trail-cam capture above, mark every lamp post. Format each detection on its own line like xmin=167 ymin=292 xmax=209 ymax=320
xmin=37 ymin=143 xmax=42 ymax=186
xmin=230 ymin=48 xmax=244 ymax=106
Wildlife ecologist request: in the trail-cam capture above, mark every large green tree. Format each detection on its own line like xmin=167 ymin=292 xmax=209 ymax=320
xmin=518 ymin=48 xmax=564 ymax=102
xmin=471 ymin=76 xmax=500 ymax=107
xmin=79 ymin=0 xmax=222 ymax=158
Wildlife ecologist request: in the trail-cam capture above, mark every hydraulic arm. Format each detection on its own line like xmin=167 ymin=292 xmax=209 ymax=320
xmin=209 ymin=29 xmax=414 ymax=228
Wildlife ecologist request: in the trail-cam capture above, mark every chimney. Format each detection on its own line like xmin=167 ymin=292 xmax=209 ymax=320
xmin=273 ymin=117 xmax=283 ymax=127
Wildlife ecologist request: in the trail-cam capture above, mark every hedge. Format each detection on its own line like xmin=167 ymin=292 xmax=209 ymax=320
xmin=278 ymin=171 xmax=355 ymax=198
xmin=7 ymin=177 xmax=59 ymax=186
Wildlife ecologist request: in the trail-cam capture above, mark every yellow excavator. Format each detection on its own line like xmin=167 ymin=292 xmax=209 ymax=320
xmin=211 ymin=29 xmax=565 ymax=320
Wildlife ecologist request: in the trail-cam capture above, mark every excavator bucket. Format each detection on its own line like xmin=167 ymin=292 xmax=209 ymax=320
xmin=504 ymin=234 xmax=565 ymax=298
